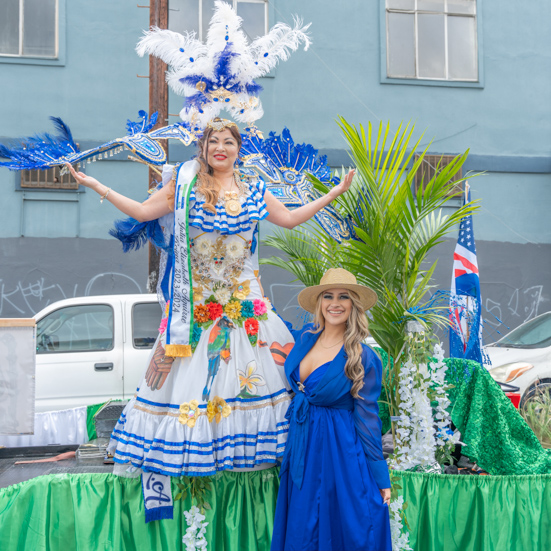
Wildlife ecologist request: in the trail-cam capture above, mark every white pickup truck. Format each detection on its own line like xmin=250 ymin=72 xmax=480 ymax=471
xmin=35 ymin=294 xmax=161 ymax=412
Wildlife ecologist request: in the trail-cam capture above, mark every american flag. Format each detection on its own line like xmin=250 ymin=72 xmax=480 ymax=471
xmin=449 ymin=185 xmax=484 ymax=363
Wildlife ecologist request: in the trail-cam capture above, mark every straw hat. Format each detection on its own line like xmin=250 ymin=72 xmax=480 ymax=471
xmin=297 ymin=268 xmax=378 ymax=313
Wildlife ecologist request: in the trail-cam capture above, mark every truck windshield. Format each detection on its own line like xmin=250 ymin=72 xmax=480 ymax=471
xmin=495 ymin=312 xmax=551 ymax=349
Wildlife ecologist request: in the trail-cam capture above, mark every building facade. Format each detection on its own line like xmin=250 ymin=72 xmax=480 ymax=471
xmin=0 ymin=0 xmax=549 ymax=336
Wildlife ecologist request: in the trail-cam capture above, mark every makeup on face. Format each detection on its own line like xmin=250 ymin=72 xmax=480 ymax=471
xmin=206 ymin=129 xmax=239 ymax=171
xmin=320 ymin=287 xmax=353 ymax=326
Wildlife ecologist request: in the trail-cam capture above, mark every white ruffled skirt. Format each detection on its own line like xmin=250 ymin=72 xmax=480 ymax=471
xmin=108 ymin=310 xmax=294 ymax=477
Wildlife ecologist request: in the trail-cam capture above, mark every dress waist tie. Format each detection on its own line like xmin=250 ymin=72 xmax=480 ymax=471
xmin=281 ymin=392 xmax=310 ymax=489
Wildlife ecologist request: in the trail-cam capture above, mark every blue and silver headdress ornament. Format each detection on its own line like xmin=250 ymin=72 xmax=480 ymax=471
xmin=136 ymin=0 xmax=311 ymax=130
xmin=0 ymin=2 xmax=355 ymax=242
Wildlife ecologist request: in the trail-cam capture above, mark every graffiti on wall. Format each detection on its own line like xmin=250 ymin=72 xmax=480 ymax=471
xmin=0 ymin=273 xmax=142 ymax=317
xmin=485 ymin=285 xmax=545 ymax=328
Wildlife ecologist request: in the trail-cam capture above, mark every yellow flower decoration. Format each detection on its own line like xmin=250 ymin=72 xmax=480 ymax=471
xmin=193 ymin=286 xmax=204 ymax=302
xmin=207 ymin=396 xmax=232 ymax=424
xmin=233 ymin=280 xmax=251 ymax=300
xmin=178 ymin=399 xmax=200 ymax=428
xmin=238 ymin=360 xmax=266 ymax=395
xmin=224 ymin=300 xmax=242 ymax=319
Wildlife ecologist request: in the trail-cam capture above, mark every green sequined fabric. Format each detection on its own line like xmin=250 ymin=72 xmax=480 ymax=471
xmin=374 ymin=349 xmax=551 ymax=475
xmin=450 ymin=357 xmax=551 ymax=475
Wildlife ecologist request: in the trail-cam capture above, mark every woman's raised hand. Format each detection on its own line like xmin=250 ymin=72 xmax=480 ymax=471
xmin=66 ymin=163 xmax=102 ymax=190
xmin=330 ymin=168 xmax=355 ymax=198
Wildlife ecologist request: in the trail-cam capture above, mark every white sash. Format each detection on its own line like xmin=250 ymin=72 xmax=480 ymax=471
xmin=165 ymin=160 xmax=200 ymax=357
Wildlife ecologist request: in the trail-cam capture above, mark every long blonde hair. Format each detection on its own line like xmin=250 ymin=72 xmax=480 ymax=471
xmin=311 ymin=290 xmax=370 ymax=398
xmin=167 ymin=124 xmax=242 ymax=212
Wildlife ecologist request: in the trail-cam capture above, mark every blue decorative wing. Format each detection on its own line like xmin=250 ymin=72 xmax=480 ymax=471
xmin=0 ymin=111 xmax=200 ymax=171
xmin=240 ymin=128 xmax=356 ymax=242
xmin=0 ymin=111 xmax=355 ymax=242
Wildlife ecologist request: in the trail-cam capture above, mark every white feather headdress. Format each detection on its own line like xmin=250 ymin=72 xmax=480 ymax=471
xmin=136 ymin=0 xmax=311 ymax=129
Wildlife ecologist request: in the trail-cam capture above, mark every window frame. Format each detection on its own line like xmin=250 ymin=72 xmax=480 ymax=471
xmin=414 ymin=153 xmax=464 ymax=198
xmin=379 ymin=0 xmax=484 ymax=89
xmin=170 ymin=0 xmax=269 ymax=42
xmin=20 ymin=166 xmax=79 ymax=191
xmin=36 ymin=302 xmax=115 ymax=355
xmin=0 ymin=0 xmax=66 ymax=66
xmin=131 ymin=301 xmax=162 ymax=350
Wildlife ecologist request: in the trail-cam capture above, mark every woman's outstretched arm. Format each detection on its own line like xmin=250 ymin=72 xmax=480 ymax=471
xmin=67 ymin=163 xmax=173 ymax=222
xmin=263 ymin=169 xmax=355 ymax=229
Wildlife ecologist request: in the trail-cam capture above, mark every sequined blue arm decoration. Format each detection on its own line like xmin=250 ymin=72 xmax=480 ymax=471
xmin=0 ymin=111 xmax=200 ymax=172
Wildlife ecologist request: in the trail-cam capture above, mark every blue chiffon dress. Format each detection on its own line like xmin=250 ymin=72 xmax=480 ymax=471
xmin=271 ymin=326 xmax=392 ymax=551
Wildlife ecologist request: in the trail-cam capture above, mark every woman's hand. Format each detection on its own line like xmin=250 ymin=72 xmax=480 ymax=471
xmin=264 ymin=168 xmax=356 ymax=229
xmin=66 ymin=163 xmax=102 ymax=191
xmin=328 ymin=168 xmax=355 ymax=199
xmin=380 ymin=488 xmax=391 ymax=506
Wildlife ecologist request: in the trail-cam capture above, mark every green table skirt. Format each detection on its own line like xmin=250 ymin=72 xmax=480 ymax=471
xmin=1 ymin=469 xmax=550 ymax=550
xmin=396 ymin=470 xmax=551 ymax=551
xmin=0 ymin=469 xmax=279 ymax=551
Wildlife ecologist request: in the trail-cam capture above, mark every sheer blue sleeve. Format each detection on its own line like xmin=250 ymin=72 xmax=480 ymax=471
xmin=353 ymin=346 xmax=391 ymax=490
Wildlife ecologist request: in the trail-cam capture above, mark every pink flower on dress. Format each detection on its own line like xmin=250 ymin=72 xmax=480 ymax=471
xmin=159 ymin=318 xmax=168 ymax=333
xmin=253 ymin=299 xmax=268 ymax=316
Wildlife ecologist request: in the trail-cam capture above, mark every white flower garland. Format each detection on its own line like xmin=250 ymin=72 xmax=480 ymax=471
xmin=390 ymin=329 xmax=461 ymax=550
xmin=429 ymin=343 xmax=462 ymax=461
xmin=393 ymin=333 xmax=459 ymax=470
xmin=389 ymin=496 xmax=413 ymax=551
xmin=183 ymin=505 xmax=209 ymax=551
xmin=392 ymin=357 xmax=436 ymax=470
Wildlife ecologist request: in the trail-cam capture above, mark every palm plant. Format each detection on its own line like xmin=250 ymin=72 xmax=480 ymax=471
xmin=262 ymin=118 xmax=479 ymax=444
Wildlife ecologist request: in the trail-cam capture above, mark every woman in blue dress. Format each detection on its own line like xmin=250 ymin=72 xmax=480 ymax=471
xmin=271 ymin=268 xmax=392 ymax=551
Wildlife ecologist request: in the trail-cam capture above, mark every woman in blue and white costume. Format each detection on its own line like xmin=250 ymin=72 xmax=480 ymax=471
xmin=68 ymin=118 xmax=354 ymax=480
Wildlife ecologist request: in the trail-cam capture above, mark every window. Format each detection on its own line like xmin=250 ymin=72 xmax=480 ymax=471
xmin=169 ymin=0 xmax=268 ymax=41
xmin=21 ymin=167 xmax=78 ymax=190
xmin=0 ymin=0 xmax=58 ymax=58
xmin=495 ymin=313 xmax=551 ymax=350
xmin=386 ymin=0 xmax=477 ymax=81
xmin=132 ymin=302 xmax=162 ymax=349
xmin=36 ymin=304 xmax=114 ymax=354
xmin=414 ymin=154 xmax=463 ymax=196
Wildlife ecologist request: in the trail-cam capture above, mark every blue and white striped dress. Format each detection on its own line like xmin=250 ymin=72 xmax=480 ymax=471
xmin=108 ymin=173 xmax=294 ymax=477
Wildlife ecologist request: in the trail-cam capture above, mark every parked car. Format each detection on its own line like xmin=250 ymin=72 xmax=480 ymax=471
xmin=485 ymin=311 xmax=551 ymax=409
xmin=34 ymin=294 xmax=161 ymax=412
xmin=33 ymin=295 xmax=375 ymax=413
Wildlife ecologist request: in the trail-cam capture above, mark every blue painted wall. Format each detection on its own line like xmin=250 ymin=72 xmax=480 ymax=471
xmin=0 ymin=0 xmax=549 ymax=324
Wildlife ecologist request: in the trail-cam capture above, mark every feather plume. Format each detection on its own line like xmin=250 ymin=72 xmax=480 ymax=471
xmin=0 ymin=117 xmax=80 ymax=169
xmin=206 ymin=1 xmax=248 ymax=54
xmin=109 ymin=217 xmax=169 ymax=253
xmin=136 ymin=27 xmax=207 ymax=71
xmin=247 ymin=18 xmax=311 ymax=79
xmin=137 ymin=2 xmax=311 ymax=128
xmin=49 ymin=116 xmax=77 ymax=148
